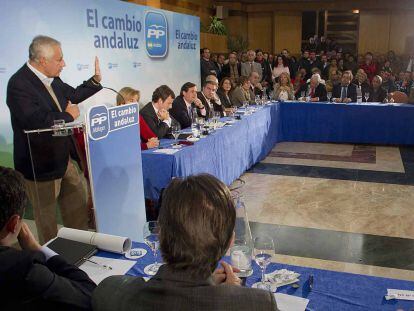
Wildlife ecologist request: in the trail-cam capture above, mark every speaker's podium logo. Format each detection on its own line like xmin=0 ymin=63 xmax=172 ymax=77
xmin=88 ymin=105 xmax=109 ymax=140
xmin=145 ymin=11 xmax=168 ymax=58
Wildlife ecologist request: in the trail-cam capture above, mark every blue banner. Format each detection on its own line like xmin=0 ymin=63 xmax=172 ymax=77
xmin=86 ymin=103 xmax=146 ymax=241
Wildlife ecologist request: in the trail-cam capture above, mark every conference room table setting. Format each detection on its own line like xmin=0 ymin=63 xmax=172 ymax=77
xmin=141 ymin=100 xmax=414 ymax=201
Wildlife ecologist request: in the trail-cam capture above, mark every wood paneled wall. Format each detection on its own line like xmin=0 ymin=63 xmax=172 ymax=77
xmin=247 ymin=13 xmax=273 ymax=52
xmin=274 ymin=12 xmax=302 ymax=55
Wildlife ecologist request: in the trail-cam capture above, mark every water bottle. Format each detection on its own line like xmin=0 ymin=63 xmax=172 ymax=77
xmin=356 ymin=85 xmax=362 ymax=104
xmin=230 ymin=197 xmax=254 ymax=278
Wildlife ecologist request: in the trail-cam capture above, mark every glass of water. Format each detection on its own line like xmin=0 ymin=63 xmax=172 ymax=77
xmin=171 ymin=123 xmax=180 ymax=148
xmin=231 ymin=240 xmax=253 ymax=277
xmin=364 ymin=92 xmax=370 ymax=102
xmin=143 ymin=221 xmax=161 ymax=275
xmin=254 ymin=236 xmax=274 ymax=290
xmin=327 ymin=92 xmax=332 ymax=102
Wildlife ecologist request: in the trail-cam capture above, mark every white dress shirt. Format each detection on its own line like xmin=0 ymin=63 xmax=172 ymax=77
xmin=152 ymin=103 xmax=171 ymax=127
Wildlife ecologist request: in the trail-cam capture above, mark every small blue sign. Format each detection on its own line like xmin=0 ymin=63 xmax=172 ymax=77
xmin=88 ymin=105 xmax=109 ymax=140
xmin=145 ymin=10 xmax=168 ymax=58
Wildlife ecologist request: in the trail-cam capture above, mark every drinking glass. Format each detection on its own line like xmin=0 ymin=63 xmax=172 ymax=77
xmin=143 ymin=221 xmax=161 ymax=275
xmin=254 ymin=236 xmax=274 ymax=290
xmin=327 ymin=92 xmax=332 ymax=102
xmin=364 ymin=92 xmax=370 ymax=102
xmin=300 ymin=91 xmax=305 ymax=100
xmin=171 ymin=124 xmax=180 ymax=148
xmin=255 ymin=95 xmax=261 ymax=106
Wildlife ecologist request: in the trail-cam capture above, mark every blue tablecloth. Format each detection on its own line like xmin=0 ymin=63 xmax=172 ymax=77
xmin=141 ymin=102 xmax=414 ymax=200
xmin=97 ymin=242 xmax=414 ymax=310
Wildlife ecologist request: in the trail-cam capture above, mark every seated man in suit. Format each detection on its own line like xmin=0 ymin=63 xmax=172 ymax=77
xmin=241 ymin=50 xmax=263 ymax=81
xmin=332 ymin=71 xmax=357 ymax=103
xmin=221 ymin=52 xmax=241 ymax=87
xmin=248 ymin=71 xmax=263 ymax=100
xmin=0 ymin=166 xmax=96 ymax=310
xmin=140 ymin=85 xmax=176 ymax=139
xmin=170 ymin=82 xmax=206 ymax=129
xmin=197 ymin=79 xmax=223 ymax=119
xmin=93 ymin=174 xmax=278 ymax=311
xmin=296 ymin=73 xmax=328 ymax=101
xmin=367 ymin=75 xmax=388 ymax=103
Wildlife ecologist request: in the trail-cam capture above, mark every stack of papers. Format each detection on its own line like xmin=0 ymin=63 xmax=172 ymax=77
xmin=153 ymin=149 xmax=179 ymax=155
xmin=385 ymin=289 xmax=414 ymax=301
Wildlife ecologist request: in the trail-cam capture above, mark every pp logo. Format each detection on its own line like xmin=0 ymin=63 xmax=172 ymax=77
xmin=88 ymin=105 xmax=109 ymax=140
xmin=145 ymin=11 xmax=168 ymax=58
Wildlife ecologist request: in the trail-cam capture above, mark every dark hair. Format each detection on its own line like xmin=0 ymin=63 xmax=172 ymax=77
xmin=159 ymin=174 xmax=236 ymax=278
xmin=152 ymin=85 xmax=176 ymax=103
xmin=219 ymin=77 xmax=233 ymax=93
xmin=276 ymin=54 xmax=288 ymax=67
xmin=180 ymin=82 xmax=196 ymax=96
xmin=200 ymin=48 xmax=209 ymax=55
xmin=238 ymin=75 xmax=249 ymax=86
xmin=0 ymin=167 xmax=28 ymax=229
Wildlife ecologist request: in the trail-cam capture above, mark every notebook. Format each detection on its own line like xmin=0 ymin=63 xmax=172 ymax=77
xmin=47 ymin=237 xmax=97 ymax=266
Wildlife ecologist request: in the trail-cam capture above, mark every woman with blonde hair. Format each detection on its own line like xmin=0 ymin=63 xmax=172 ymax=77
xmin=117 ymin=87 xmax=159 ymax=150
xmin=272 ymin=72 xmax=294 ymax=101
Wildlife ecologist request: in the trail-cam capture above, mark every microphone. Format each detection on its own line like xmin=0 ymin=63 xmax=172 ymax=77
xmin=102 ymin=86 xmax=126 ymax=105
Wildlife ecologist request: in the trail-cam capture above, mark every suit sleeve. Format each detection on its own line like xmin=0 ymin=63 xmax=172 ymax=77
xmin=318 ymin=85 xmax=328 ymax=101
xmin=7 ymin=77 xmax=74 ymax=130
xmin=24 ymin=254 xmax=96 ymax=310
xmin=349 ymin=86 xmax=357 ymax=102
xmin=58 ymin=77 xmax=102 ymax=105
xmin=332 ymin=86 xmax=340 ymax=99
xmin=141 ymin=112 xmax=170 ymax=139
xmin=170 ymin=101 xmax=191 ymax=129
xmin=230 ymin=89 xmax=245 ymax=107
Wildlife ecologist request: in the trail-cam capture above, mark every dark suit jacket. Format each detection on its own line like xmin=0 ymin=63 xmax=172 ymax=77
xmin=200 ymin=59 xmax=217 ymax=84
xmin=368 ymin=87 xmax=387 ymax=103
xmin=140 ymin=103 xmax=171 ymax=139
xmin=221 ymin=63 xmax=241 ymax=80
xmin=217 ymin=89 xmax=232 ymax=108
xmin=197 ymin=92 xmax=224 ymax=118
xmin=169 ymin=96 xmax=193 ymax=129
xmin=6 ymin=64 xmax=102 ymax=181
xmin=92 ymin=265 xmax=278 ymax=311
xmin=296 ymin=82 xmax=328 ymax=101
xmin=332 ymin=83 xmax=358 ymax=102
xmin=0 ymin=246 xmax=95 ymax=311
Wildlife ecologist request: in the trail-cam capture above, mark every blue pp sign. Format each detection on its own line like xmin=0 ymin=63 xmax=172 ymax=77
xmin=145 ymin=10 xmax=168 ymax=58
xmin=88 ymin=105 xmax=109 ymax=140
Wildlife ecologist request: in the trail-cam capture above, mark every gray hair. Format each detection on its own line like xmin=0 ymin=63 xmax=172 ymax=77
xmin=29 ymin=35 xmax=61 ymax=62
xmin=310 ymin=73 xmax=321 ymax=84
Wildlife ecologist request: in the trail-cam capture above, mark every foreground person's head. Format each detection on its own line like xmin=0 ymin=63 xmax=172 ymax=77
xmin=159 ymin=174 xmax=236 ymax=278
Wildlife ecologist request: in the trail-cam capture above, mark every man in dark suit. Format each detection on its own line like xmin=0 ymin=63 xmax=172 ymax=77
xmin=6 ymin=35 xmax=102 ymax=244
xmin=0 ymin=166 xmax=96 ymax=310
xmin=296 ymin=73 xmax=328 ymax=101
xmin=170 ymin=82 xmax=206 ymax=129
xmin=221 ymin=52 xmax=241 ymax=87
xmin=93 ymin=174 xmax=278 ymax=311
xmin=197 ymin=79 xmax=223 ymax=119
xmin=332 ymin=71 xmax=357 ymax=103
xmin=140 ymin=85 xmax=177 ymax=139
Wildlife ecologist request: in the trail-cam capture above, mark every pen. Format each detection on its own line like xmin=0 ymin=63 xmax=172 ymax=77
xmin=83 ymin=258 xmax=113 ymax=270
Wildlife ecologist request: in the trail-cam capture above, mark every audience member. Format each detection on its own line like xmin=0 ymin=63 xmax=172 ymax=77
xmin=308 ymin=51 xmax=321 ymax=73
xmin=170 ymin=82 xmax=206 ymax=129
xmin=0 ymin=166 xmax=96 ymax=310
xmin=200 ymin=48 xmax=217 ymax=84
xmin=230 ymin=76 xmax=251 ymax=107
xmin=272 ymin=55 xmax=290 ymax=82
xmin=248 ymin=71 xmax=263 ymax=99
xmin=92 ymin=174 xmax=278 ymax=311
xmin=272 ymin=72 xmax=294 ymax=101
xmin=217 ymin=77 xmax=233 ymax=108
xmin=140 ymin=85 xmax=177 ymax=139
xmin=360 ymin=52 xmax=377 ymax=82
xmin=197 ymin=79 xmax=223 ymax=118
xmin=221 ymin=52 xmax=241 ymax=87
xmin=380 ymin=70 xmax=397 ymax=93
xmin=255 ymin=49 xmax=272 ymax=89
xmin=292 ymin=71 xmax=305 ymax=93
xmin=395 ymin=72 xmax=412 ymax=96
xmin=241 ymin=50 xmax=262 ymax=80
xmin=215 ymin=54 xmax=225 ymax=80
xmin=297 ymin=73 xmax=327 ymax=102
xmin=298 ymin=50 xmax=311 ymax=79
xmin=332 ymin=71 xmax=357 ymax=103
xmin=367 ymin=75 xmax=387 ymax=103
xmin=353 ymin=70 xmax=370 ymax=101
xmin=320 ymin=54 xmax=331 ymax=80
xmin=117 ymin=87 xmax=159 ymax=150
xmin=344 ymin=54 xmax=358 ymax=75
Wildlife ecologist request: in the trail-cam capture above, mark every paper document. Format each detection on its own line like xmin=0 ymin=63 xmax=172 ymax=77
xmin=153 ymin=148 xmax=179 ymax=155
xmin=79 ymin=256 xmax=136 ymax=285
xmin=274 ymin=293 xmax=309 ymax=311
xmin=386 ymin=289 xmax=414 ymax=301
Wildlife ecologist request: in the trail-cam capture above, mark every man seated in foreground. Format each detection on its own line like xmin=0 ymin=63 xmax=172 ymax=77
xmin=92 ymin=174 xmax=278 ymax=311
xmin=296 ymin=73 xmax=327 ymax=102
xmin=332 ymin=71 xmax=357 ymax=103
xmin=0 ymin=166 xmax=96 ymax=310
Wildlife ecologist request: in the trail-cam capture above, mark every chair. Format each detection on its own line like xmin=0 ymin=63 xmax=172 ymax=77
xmin=389 ymin=91 xmax=408 ymax=104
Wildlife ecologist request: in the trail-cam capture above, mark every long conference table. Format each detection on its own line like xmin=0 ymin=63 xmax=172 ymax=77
xmin=97 ymin=242 xmax=414 ymax=310
xmin=142 ymin=101 xmax=414 ymax=200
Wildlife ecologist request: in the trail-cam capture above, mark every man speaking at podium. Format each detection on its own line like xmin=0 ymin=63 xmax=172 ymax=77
xmin=6 ymin=35 xmax=102 ymax=244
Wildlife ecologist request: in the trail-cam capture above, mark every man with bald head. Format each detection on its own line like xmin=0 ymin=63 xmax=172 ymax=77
xmin=6 ymin=35 xmax=102 ymax=243
xmin=248 ymin=71 xmax=263 ymax=101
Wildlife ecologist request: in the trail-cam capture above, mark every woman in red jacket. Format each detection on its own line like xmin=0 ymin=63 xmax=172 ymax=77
xmin=116 ymin=87 xmax=159 ymax=150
